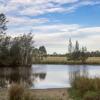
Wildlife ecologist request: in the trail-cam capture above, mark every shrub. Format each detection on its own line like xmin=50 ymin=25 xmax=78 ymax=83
xmin=70 ymin=77 xmax=100 ymax=100
xmin=71 ymin=77 xmax=93 ymax=96
xmin=83 ymin=91 xmax=100 ymax=100
xmin=23 ymin=91 xmax=36 ymax=100
xmin=9 ymin=84 xmax=24 ymax=100
xmin=93 ymin=78 xmax=100 ymax=91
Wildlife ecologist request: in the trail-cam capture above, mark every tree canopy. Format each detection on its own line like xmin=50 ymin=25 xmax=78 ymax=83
xmin=0 ymin=14 xmax=35 ymax=66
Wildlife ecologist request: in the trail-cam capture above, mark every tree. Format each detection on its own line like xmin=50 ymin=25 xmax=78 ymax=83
xmin=10 ymin=33 xmax=34 ymax=66
xmin=67 ymin=39 xmax=88 ymax=62
xmin=67 ymin=38 xmax=73 ymax=60
xmin=71 ymin=40 xmax=80 ymax=60
xmin=0 ymin=13 xmax=8 ymax=35
xmin=75 ymin=40 xmax=79 ymax=52
xmin=80 ymin=46 xmax=88 ymax=63
xmin=39 ymin=46 xmax=47 ymax=60
xmin=0 ymin=13 xmax=39 ymax=66
xmin=0 ymin=36 xmax=11 ymax=65
xmin=32 ymin=48 xmax=41 ymax=63
xmin=53 ymin=52 xmax=57 ymax=55
xmin=0 ymin=13 xmax=10 ymax=65
xmin=68 ymin=38 xmax=73 ymax=54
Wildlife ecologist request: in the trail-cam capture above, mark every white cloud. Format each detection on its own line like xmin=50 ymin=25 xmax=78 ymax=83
xmin=78 ymin=27 xmax=100 ymax=33
xmin=1 ymin=0 xmax=100 ymax=53
xmin=1 ymin=0 xmax=100 ymax=16
xmin=7 ymin=16 xmax=49 ymax=27
xmin=6 ymin=21 xmax=100 ymax=53
xmin=32 ymin=24 xmax=100 ymax=53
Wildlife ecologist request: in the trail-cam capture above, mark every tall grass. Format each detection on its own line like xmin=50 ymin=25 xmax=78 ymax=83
xmin=8 ymin=84 xmax=60 ymax=100
xmin=69 ymin=76 xmax=100 ymax=100
xmin=9 ymin=84 xmax=24 ymax=100
xmin=33 ymin=56 xmax=100 ymax=65
xmin=9 ymin=84 xmax=36 ymax=100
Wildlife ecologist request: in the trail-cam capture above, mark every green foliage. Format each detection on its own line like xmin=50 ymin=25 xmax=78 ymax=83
xmin=67 ymin=39 xmax=88 ymax=63
xmin=0 ymin=13 xmax=36 ymax=66
xmin=69 ymin=77 xmax=100 ymax=100
xmin=32 ymin=48 xmax=41 ymax=63
xmin=10 ymin=33 xmax=34 ymax=65
xmin=39 ymin=46 xmax=47 ymax=55
xmin=0 ymin=33 xmax=34 ymax=66
xmin=0 ymin=13 xmax=8 ymax=35
xmin=0 ymin=13 xmax=47 ymax=66
xmin=75 ymin=40 xmax=79 ymax=52
xmin=39 ymin=46 xmax=47 ymax=60
xmin=68 ymin=38 xmax=73 ymax=54
xmin=32 ymin=46 xmax=47 ymax=63
xmin=83 ymin=91 xmax=100 ymax=100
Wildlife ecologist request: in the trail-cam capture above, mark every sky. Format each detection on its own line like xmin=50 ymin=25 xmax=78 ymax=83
xmin=0 ymin=0 xmax=100 ymax=54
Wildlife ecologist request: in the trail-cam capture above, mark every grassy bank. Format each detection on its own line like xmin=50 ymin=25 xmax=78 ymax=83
xmin=33 ymin=56 xmax=100 ymax=65
xmin=0 ymin=84 xmax=69 ymax=100
xmin=69 ymin=77 xmax=100 ymax=100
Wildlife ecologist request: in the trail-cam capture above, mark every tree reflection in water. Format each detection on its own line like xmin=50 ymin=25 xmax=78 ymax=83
xmin=69 ymin=65 xmax=88 ymax=85
xmin=0 ymin=67 xmax=46 ymax=89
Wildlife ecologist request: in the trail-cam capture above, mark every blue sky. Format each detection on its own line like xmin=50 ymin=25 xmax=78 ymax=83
xmin=0 ymin=0 xmax=100 ymax=54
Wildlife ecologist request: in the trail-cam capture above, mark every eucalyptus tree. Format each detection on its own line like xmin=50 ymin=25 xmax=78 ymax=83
xmin=32 ymin=48 xmax=41 ymax=62
xmin=0 ymin=13 xmax=38 ymax=66
xmin=68 ymin=38 xmax=73 ymax=54
xmin=10 ymin=33 xmax=34 ymax=66
xmin=67 ymin=39 xmax=88 ymax=62
xmin=72 ymin=40 xmax=80 ymax=60
xmin=0 ymin=13 xmax=8 ymax=35
xmin=80 ymin=46 xmax=88 ymax=63
xmin=39 ymin=46 xmax=47 ymax=60
xmin=75 ymin=40 xmax=79 ymax=52
xmin=68 ymin=38 xmax=73 ymax=60
xmin=0 ymin=13 xmax=10 ymax=65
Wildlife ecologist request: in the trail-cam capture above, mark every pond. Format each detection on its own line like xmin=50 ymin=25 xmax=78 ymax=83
xmin=0 ymin=65 xmax=100 ymax=89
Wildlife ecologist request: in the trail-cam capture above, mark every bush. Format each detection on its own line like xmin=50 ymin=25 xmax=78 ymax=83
xmin=93 ymin=78 xmax=100 ymax=91
xmin=83 ymin=91 xmax=100 ymax=100
xmin=9 ymin=84 xmax=24 ymax=100
xmin=71 ymin=77 xmax=93 ymax=96
xmin=23 ymin=91 xmax=36 ymax=100
xmin=70 ymin=77 xmax=100 ymax=100
xmin=8 ymin=84 xmax=59 ymax=100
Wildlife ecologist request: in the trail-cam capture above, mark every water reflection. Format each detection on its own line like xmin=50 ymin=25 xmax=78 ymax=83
xmin=0 ymin=65 xmax=100 ymax=89
xmin=0 ymin=67 xmax=47 ymax=89
xmin=68 ymin=65 xmax=88 ymax=84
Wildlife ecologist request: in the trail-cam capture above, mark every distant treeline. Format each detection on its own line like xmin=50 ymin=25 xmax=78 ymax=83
xmin=86 ymin=51 xmax=100 ymax=57
xmin=67 ymin=38 xmax=100 ymax=63
xmin=48 ymin=51 xmax=100 ymax=57
xmin=67 ymin=39 xmax=88 ymax=63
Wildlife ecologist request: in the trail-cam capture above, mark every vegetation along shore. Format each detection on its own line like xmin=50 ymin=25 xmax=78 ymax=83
xmin=0 ymin=11 xmax=100 ymax=100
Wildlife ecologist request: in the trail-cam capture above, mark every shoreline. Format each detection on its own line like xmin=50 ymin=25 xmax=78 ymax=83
xmin=0 ymin=88 xmax=70 ymax=100
xmin=0 ymin=62 xmax=100 ymax=67
xmin=33 ymin=62 xmax=100 ymax=65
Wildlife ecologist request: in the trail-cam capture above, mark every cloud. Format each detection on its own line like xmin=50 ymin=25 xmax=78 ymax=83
xmin=7 ymin=16 xmax=49 ymax=27
xmin=32 ymin=24 xmax=100 ymax=53
xmin=7 ymin=21 xmax=100 ymax=53
xmin=1 ymin=0 xmax=100 ymax=53
xmin=1 ymin=0 xmax=100 ymax=16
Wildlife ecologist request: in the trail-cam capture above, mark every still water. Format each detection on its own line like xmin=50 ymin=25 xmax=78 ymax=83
xmin=0 ymin=65 xmax=100 ymax=89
